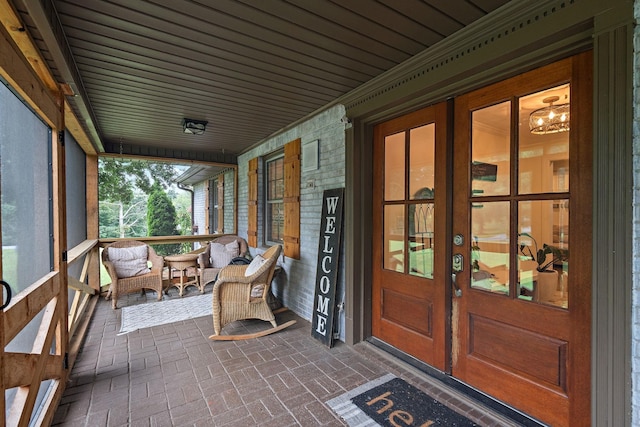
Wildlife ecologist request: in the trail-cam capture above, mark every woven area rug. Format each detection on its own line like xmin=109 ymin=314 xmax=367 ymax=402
xmin=119 ymin=294 xmax=211 ymax=335
xmin=327 ymin=374 xmax=478 ymax=427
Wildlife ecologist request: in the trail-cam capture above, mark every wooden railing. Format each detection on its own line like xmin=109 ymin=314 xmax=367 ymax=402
xmin=2 ymin=238 xmax=104 ymax=426
xmin=67 ymin=239 xmax=98 ymax=336
xmin=3 ymin=272 xmax=65 ymax=427
xmin=98 ymin=233 xmax=225 ymax=246
xmin=3 ymin=235 xmax=226 ymax=426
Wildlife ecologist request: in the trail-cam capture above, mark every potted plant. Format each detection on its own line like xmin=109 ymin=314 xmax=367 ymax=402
xmin=518 ymin=232 xmax=568 ymax=302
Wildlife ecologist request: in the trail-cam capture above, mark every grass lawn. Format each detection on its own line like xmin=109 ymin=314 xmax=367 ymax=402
xmin=5 ymin=246 xmax=111 ymax=293
xmin=99 ymin=248 xmax=112 ymax=288
xmin=2 ymin=247 xmax=18 ymax=294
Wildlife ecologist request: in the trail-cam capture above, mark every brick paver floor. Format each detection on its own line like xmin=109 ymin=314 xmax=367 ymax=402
xmin=52 ymin=288 xmax=525 ymax=426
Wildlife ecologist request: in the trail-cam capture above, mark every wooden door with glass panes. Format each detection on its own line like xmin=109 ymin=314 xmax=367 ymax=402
xmin=372 ymin=102 xmax=449 ymax=370
xmin=451 ymin=52 xmax=592 ymax=427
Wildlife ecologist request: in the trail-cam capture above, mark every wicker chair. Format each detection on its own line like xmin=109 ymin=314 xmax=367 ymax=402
xmin=210 ymin=244 xmax=295 ymax=340
xmin=197 ymin=235 xmax=249 ymax=291
xmin=102 ymin=240 xmax=164 ymax=309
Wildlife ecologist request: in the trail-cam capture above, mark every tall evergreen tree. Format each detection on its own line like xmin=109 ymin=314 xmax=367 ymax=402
xmin=98 ymin=157 xmax=177 ymax=238
xmin=147 ymin=182 xmax=180 ymax=255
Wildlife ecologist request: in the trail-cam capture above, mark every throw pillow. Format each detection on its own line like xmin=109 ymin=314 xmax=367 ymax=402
xmin=210 ymin=240 xmax=239 ymax=268
xmin=108 ymin=245 xmax=150 ymax=278
xmin=245 ymin=254 xmax=267 ymax=277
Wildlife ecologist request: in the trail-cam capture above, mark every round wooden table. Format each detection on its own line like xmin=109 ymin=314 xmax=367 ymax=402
xmin=164 ymin=253 xmax=201 ymax=296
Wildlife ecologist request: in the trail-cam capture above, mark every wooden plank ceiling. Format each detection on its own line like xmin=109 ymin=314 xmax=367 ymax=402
xmin=12 ymin=0 xmax=511 ymax=159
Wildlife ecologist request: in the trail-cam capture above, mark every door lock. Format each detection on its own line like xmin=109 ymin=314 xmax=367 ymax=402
xmin=452 ymin=253 xmax=464 ymax=272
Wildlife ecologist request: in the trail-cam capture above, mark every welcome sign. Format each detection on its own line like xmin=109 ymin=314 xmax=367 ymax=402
xmin=311 ymin=187 xmax=344 ymax=347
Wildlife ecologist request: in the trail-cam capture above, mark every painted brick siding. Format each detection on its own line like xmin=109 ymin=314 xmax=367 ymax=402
xmin=191 ymin=172 xmax=236 ymax=236
xmin=193 ymin=181 xmax=206 ymax=237
xmin=238 ymin=104 xmax=347 ymax=341
xmin=223 ymin=169 xmax=235 ymax=233
xmin=634 ymin=1 xmax=640 ymax=424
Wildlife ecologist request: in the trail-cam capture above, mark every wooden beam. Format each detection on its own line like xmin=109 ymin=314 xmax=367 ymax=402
xmin=1 ymin=0 xmax=98 ymax=155
xmin=67 ymin=276 xmax=95 ymax=296
xmin=79 ymin=249 xmax=92 ymax=283
xmin=3 ymin=353 xmax=63 ymax=389
xmin=68 ymin=291 xmax=81 ymax=330
xmin=0 ymin=15 xmax=58 ymax=128
xmin=7 ymin=297 xmax=61 ymax=426
xmin=87 ymin=155 xmax=101 ymax=290
xmin=0 ymin=0 xmax=57 ymax=92
xmin=66 ymin=239 xmax=98 ymax=265
xmin=99 ymin=234 xmax=229 ymax=246
xmin=100 ymin=152 xmax=238 ymax=170
xmin=3 ymin=273 xmax=58 ymax=344
xmin=65 ymin=100 xmax=96 ymax=155
xmin=52 ymin=94 xmax=69 ymax=408
xmin=68 ymin=288 xmax=92 ymax=337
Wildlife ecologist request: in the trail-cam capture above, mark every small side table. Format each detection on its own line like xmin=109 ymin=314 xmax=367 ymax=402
xmin=164 ymin=253 xmax=200 ymax=296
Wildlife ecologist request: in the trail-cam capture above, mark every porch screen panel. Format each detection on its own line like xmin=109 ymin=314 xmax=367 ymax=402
xmin=1 ymin=81 xmax=53 ymax=421
xmin=65 ymin=130 xmax=87 ymax=285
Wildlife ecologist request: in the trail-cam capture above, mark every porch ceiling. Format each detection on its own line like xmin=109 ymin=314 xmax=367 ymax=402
xmin=12 ymin=0 xmax=511 ymax=160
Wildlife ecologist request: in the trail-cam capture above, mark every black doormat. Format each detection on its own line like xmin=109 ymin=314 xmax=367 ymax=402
xmin=327 ymin=374 xmax=478 ymax=427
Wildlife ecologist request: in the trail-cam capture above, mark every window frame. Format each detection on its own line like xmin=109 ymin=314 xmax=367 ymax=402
xmin=264 ymin=151 xmax=285 ymax=246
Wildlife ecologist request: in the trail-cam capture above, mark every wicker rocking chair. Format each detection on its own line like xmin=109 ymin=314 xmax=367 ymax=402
xmin=102 ymin=240 xmax=164 ymax=309
xmin=209 ymin=244 xmax=295 ymax=340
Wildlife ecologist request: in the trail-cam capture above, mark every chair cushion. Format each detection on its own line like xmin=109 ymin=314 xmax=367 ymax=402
xmin=250 ymin=284 xmax=265 ymax=298
xmin=245 ymin=254 xmax=267 ymax=277
xmin=210 ymin=241 xmax=239 ymax=268
xmin=108 ymin=245 xmax=150 ymax=278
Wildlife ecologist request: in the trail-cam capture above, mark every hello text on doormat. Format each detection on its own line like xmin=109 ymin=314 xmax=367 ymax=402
xmin=350 ymin=377 xmax=478 ymax=426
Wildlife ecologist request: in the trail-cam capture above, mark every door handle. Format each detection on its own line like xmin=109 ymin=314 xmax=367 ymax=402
xmin=1 ymin=280 xmax=11 ymax=310
xmin=452 ymin=273 xmax=462 ymax=297
xmin=452 ymin=254 xmax=463 ymax=297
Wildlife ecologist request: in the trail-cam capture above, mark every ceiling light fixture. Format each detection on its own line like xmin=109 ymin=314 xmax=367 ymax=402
xmin=529 ymin=96 xmax=570 ymax=135
xmin=183 ymin=118 xmax=208 ymax=135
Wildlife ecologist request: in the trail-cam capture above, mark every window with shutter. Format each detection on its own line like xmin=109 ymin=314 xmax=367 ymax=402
xmin=283 ymin=139 xmax=301 ymax=259
xmin=248 ymin=139 xmax=300 ymax=257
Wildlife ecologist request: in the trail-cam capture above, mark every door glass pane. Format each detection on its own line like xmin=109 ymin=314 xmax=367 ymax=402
xmin=518 ymin=85 xmax=570 ymax=194
xmin=383 ymin=205 xmax=405 ymax=272
xmin=518 ymin=200 xmax=569 ymax=308
xmin=470 ymin=201 xmax=509 ymax=294
xmin=409 ymin=202 xmax=434 ymax=278
xmin=409 ymin=124 xmax=435 ymax=199
xmin=471 ymin=101 xmax=510 ymax=197
xmin=384 ymin=132 xmax=405 ymax=201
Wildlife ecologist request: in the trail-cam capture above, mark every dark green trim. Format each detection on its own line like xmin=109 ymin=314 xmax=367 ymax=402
xmin=592 ymin=19 xmax=634 ymax=427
